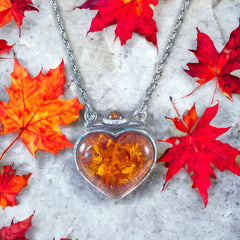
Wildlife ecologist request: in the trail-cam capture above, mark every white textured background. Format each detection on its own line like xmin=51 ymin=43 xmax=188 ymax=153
xmin=0 ymin=0 xmax=240 ymax=239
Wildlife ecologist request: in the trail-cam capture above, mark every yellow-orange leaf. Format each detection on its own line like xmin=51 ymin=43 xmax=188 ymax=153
xmin=0 ymin=59 xmax=84 ymax=158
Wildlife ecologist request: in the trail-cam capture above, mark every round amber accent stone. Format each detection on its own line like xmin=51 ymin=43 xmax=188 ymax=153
xmin=75 ymin=129 xmax=156 ymax=198
xmin=109 ymin=111 xmax=123 ymax=120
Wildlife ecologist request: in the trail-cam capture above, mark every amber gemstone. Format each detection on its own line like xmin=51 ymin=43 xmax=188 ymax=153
xmin=75 ymin=130 xmax=156 ymax=198
xmin=109 ymin=111 xmax=123 ymax=120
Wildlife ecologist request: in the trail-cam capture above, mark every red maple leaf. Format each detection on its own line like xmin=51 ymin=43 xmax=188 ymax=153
xmin=74 ymin=0 xmax=158 ymax=47
xmin=80 ymin=0 xmax=108 ymax=8
xmin=158 ymin=102 xmax=240 ymax=206
xmin=0 ymin=0 xmax=38 ymax=33
xmin=0 ymin=59 xmax=84 ymax=159
xmin=0 ymin=39 xmax=14 ymax=55
xmin=0 ymin=212 xmax=34 ymax=240
xmin=184 ymin=20 xmax=240 ymax=103
xmin=0 ymin=165 xmax=31 ymax=209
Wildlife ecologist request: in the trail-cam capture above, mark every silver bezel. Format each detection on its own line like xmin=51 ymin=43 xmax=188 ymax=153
xmin=74 ymin=127 xmax=157 ymax=199
xmin=102 ymin=117 xmax=127 ymax=125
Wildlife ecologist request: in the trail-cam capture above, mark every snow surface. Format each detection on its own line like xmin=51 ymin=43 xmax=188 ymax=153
xmin=0 ymin=0 xmax=240 ymax=239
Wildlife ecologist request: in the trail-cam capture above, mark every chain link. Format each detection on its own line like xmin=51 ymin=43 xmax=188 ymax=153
xmin=50 ymin=0 xmax=97 ymax=122
xmin=50 ymin=0 xmax=192 ymax=123
xmin=134 ymin=0 xmax=192 ymax=121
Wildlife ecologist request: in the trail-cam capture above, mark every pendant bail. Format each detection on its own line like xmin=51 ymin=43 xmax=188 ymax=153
xmin=84 ymin=111 xmax=97 ymax=123
xmin=134 ymin=110 xmax=147 ymax=122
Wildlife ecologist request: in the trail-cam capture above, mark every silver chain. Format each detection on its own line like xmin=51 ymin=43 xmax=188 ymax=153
xmin=50 ymin=0 xmax=97 ymax=122
xmin=134 ymin=0 xmax=192 ymax=121
xmin=50 ymin=0 xmax=192 ymax=123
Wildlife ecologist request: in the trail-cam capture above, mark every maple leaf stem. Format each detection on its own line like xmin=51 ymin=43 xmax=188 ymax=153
xmin=169 ymin=97 xmax=181 ymax=118
xmin=169 ymin=97 xmax=190 ymax=134
xmin=0 ymin=129 xmax=24 ymax=161
xmin=0 ymin=57 xmax=14 ymax=60
xmin=182 ymin=85 xmax=202 ymax=99
xmin=211 ymin=81 xmax=218 ymax=104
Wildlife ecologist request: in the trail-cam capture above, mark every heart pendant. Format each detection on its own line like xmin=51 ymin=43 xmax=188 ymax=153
xmin=75 ymin=128 xmax=156 ymax=199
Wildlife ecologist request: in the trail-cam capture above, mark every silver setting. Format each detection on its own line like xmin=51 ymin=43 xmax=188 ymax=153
xmin=86 ymin=121 xmax=145 ymax=129
xmin=134 ymin=110 xmax=147 ymax=122
xmin=102 ymin=111 xmax=127 ymax=125
xmin=84 ymin=111 xmax=97 ymax=123
xmin=102 ymin=118 xmax=127 ymax=125
xmin=74 ymin=128 xmax=157 ymax=199
xmin=86 ymin=111 xmax=145 ymax=128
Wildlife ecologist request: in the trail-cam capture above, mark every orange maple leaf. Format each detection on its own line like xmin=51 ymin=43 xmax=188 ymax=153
xmin=0 ymin=59 xmax=84 ymax=158
xmin=74 ymin=0 xmax=158 ymax=47
xmin=0 ymin=0 xmax=38 ymax=33
xmin=0 ymin=164 xmax=31 ymax=209
xmin=0 ymin=212 xmax=34 ymax=239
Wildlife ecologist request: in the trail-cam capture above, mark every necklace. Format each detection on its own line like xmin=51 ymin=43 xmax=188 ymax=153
xmin=50 ymin=0 xmax=192 ymax=199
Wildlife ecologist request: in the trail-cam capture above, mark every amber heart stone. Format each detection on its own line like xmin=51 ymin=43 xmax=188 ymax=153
xmin=75 ymin=129 xmax=156 ymax=198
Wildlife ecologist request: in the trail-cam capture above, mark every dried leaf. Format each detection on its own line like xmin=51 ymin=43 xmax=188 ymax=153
xmin=0 ymin=59 xmax=84 ymax=158
xmin=0 ymin=39 xmax=14 ymax=55
xmin=0 ymin=164 xmax=31 ymax=209
xmin=158 ymin=103 xmax=240 ymax=206
xmin=0 ymin=212 xmax=34 ymax=240
xmin=0 ymin=0 xmax=38 ymax=33
xmin=184 ymin=20 xmax=240 ymax=102
xmin=74 ymin=0 xmax=158 ymax=47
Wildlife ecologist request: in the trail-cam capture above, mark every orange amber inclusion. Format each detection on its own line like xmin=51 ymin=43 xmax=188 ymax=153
xmin=76 ymin=131 xmax=155 ymax=198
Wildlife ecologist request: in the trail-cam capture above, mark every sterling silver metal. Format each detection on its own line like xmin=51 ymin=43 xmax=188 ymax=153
xmin=135 ymin=0 xmax=192 ymax=121
xmin=50 ymin=0 xmax=192 ymax=123
xmin=50 ymin=0 xmax=192 ymax=198
xmin=87 ymin=111 xmax=144 ymax=128
xmin=50 ymin=0 xmax=97 ymax=123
